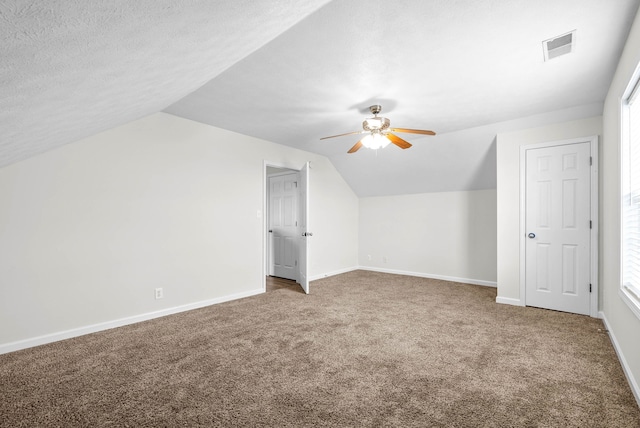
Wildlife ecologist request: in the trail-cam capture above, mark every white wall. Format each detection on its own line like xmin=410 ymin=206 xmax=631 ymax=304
xmin=0 ymin=112 xmax=359 ymax=351
xmin=358 ymin=189 xmax=497 ymax=285
xmin=601 ymin=5 xmax=640 ymax=405
xmin=495 ymin=116 xmax=603 ymax=304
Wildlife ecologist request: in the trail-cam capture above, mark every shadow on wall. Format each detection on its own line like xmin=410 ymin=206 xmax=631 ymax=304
xmin=469 ymin=136 xmax=497 ymax=189
xmin=465 ymin=136 xmax=497 ymax=282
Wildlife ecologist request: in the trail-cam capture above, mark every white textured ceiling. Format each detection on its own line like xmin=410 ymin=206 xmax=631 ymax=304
xmin=2 ymin=1 xmax=639 ymax=196
xmin=0 ymin=0 xmax=331 ymax=166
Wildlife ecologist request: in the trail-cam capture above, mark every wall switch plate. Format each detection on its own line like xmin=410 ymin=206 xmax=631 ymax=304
xmin=155 ymin=288 xmax=163 ymax=299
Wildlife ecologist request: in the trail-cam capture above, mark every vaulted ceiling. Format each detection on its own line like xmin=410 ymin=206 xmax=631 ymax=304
xmin=2 ymin=1 xmax=639 ymax=196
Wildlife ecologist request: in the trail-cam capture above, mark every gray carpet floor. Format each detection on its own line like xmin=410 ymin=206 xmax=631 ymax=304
xmin=1 ymin=271 xmax=639 ymax=427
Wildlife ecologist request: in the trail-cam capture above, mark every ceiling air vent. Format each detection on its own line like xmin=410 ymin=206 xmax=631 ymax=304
xmin=543 ymin=30 xmax=575 ymax=61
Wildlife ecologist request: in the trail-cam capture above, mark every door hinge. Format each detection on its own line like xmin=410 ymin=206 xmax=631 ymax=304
xmin=294 ymin=181 xmax=298 ymax=187
xmin=295 ymin=260 xmax=298 ymax=266
xmin=590 ymin=220 xmax=592 ymax=229
xmin=590 ymin=156 xmax=593 ymax=166
xmin=589 ymin=283 xmax=592 ymax=293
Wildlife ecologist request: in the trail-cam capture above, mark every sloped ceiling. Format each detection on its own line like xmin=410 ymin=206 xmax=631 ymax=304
xmin=0 ymin=0 xmax=331 ymax=165
xmin=2 ymin=1 xmax=639 ymax=196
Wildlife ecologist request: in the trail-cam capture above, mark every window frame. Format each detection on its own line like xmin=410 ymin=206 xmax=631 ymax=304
xmin=620 ymin=64 xmax=640 ymax=321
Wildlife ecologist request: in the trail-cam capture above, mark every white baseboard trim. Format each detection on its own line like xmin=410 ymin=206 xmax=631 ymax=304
xmin=0 ymin=288 xmax=264 ymax=355
xmin=357 ymin=266 xmax=497 ymax=288
xmin=309 ymin=266 xmax=359 ymax=282
xmin=495 ymin=296 xmax=524 ymax=306
xmin=600 ymin=311 xmax=640 ymax=408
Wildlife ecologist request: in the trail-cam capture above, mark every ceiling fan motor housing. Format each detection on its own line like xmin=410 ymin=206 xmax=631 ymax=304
xmin=369 ymin=105 xmax=382 ymax=115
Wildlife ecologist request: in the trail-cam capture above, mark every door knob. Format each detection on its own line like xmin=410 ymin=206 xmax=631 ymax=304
xmin=528 ymin=233 xmax=536 ymax=239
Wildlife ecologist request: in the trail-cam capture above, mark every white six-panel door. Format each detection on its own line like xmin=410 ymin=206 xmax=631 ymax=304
xmin=525 ymin=142 xmax=591 ymax=315
xmin=269 ymin=173 xmax=298 ymax=281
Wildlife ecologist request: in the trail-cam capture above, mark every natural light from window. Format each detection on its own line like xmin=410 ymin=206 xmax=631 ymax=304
xmin=621 ymin=68 xmax=640 ymax=320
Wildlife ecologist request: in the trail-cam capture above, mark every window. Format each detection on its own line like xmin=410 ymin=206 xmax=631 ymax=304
xmin=621 ymin=70 xmax=640 ymax=319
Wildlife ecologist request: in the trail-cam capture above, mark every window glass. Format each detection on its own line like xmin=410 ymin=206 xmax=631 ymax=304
xmin=622 ymin=75 xmax=640 ymax=316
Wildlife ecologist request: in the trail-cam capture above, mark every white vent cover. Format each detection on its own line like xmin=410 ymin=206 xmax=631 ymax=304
xmin=543 ymin=30 xmax=575 ymax=61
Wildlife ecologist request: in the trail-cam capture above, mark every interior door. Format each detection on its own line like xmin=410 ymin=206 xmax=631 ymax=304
xmin=298 ymin=162 xmax=310 ymax=294
xmin=525 ymin=142 xmax=591 ymax=315
xmin=269 ymin=173 xmax=298 ymax=281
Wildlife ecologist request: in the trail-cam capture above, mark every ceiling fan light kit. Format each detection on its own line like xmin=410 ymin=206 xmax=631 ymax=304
xmin=321 ymin=105 xmax=435 ymax=153
xmin=361 ymin=133 xmax=390 ymax=150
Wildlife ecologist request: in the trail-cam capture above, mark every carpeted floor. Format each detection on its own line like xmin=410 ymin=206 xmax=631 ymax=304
xmin=1 ymin=271 xmax=639 ymax=427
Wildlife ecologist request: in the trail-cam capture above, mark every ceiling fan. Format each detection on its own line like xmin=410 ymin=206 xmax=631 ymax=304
xmin=320 ymin=105 xmax=436 ymax=153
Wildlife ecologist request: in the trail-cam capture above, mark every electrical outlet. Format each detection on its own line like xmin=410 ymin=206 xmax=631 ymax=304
xmin=367 ymin=255 xmax=372 ymax=261
xmin=155 ymin=288 xmax=163 ymax=299
xmin=383 ymin=256 xmax=387 ymax=263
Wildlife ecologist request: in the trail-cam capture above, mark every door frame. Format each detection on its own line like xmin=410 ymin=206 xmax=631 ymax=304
xmin=518 ymin=136 xmax=599 ymax=317
xmin=262 ymin=160 xmax=308 ymax=292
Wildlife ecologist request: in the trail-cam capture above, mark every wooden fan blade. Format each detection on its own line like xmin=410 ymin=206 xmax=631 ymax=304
xmin=390 ymin=128 xmax=436 ymax=136
xmin=386 ymin=133 xmax=412 ymax=149
xmin=348 ymin=140 xmax=364 ymax=153
xmin=320 ymin=130 xmax=364 ymax=140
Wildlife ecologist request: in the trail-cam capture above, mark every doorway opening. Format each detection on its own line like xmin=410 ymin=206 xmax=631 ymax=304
xmin=263 ymin=161 xmax=311 ymax=294
xmin=266 ymin=167 xmax=299 ymax=282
